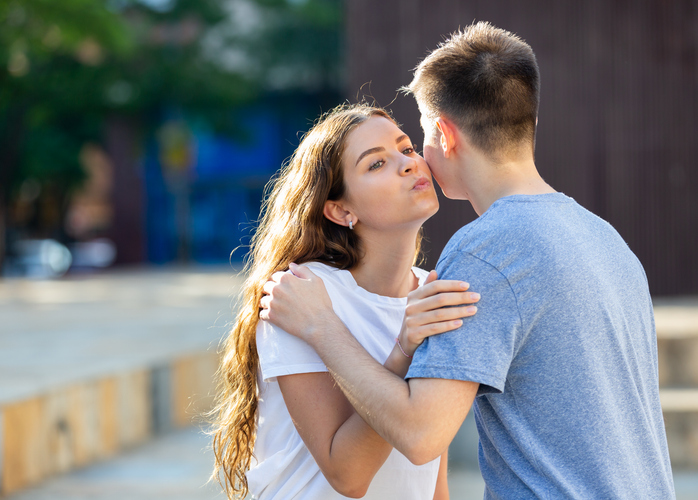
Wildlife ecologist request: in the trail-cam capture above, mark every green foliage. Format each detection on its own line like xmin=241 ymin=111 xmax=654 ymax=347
xmin=0 ymin=0 xmax=259 ymax=202
xmin=0 ymin=0 xmax=132 ymax=206
xmin=0 ymin=0 xmax=343 ymax=251
xmin=0 ymin=0 xmax=133 ymax=63
xmin=215 ymin=0 xmax=344 ymax=92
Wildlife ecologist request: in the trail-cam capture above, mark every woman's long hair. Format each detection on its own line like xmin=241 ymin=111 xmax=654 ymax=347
xmin=210 ymin=103 xmax=423 ymax=498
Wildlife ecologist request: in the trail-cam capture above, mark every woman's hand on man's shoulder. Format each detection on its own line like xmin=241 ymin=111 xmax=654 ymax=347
xmin=398 ymin=270 xmax=480 ymax=356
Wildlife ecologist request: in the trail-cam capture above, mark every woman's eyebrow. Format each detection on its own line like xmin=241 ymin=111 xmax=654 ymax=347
xmin=355 ymin=147 xmax=384 ymax=166
xmin=355 ymin=135 xmax=411 ymax=166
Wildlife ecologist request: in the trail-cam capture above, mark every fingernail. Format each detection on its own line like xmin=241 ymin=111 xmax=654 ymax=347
xmin=467 ymin=306 xmax=477 ymax=313
xmin=460 ymin=282 xmax=469 ymax=289
xmin=471 ymin=293 xmax=480 ymax=301
xmin=289 ymin=262 xmax=297 ymax=268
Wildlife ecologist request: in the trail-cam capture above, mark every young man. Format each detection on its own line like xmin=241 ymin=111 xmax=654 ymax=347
xmin=260 ymin=22 xmax=675 ymax=498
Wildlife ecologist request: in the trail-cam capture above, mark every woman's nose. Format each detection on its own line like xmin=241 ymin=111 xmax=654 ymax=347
xmin=399 ymin=156 xmax=416 ymax=175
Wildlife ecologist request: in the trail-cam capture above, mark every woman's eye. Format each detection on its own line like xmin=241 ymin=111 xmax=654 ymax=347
xmin=403 ymin=146 xmax=415 ymax=155
xmin=368 ymin=160 xmax=384 ymax=171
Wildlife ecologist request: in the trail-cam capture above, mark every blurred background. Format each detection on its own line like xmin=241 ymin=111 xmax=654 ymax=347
xmin=0 ymin=0 xmax=696 ymax=498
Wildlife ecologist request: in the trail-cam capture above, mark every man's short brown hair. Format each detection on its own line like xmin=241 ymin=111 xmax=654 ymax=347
xmin=406 ymin=22 xmax=540 ymax=156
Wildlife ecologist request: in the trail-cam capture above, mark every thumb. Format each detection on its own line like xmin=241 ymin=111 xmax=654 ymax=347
xmin=425 ymin=270 xmax=439 ymax=284
xmin=289 ymin=262 xmax=316 ymax=279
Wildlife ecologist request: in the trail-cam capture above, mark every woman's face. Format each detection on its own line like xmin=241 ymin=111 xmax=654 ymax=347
xmin=338 ymin=116 xmax=439 ymax=232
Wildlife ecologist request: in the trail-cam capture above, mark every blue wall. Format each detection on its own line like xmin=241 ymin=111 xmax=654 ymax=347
xmin=144 ymin=95 xmax=337 ymax=264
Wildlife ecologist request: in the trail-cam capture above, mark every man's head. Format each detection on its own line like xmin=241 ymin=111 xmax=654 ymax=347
xmin=406 ymin=22 xmax=540 ymax=162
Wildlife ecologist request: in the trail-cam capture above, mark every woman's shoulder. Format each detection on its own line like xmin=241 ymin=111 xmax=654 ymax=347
xmin=302 ymin=260 xmax=338 ymax=273
xmin=412 ymin=266 xmax=430 ymax=285
xmin=301 ymin=261 xmax=349 ymax=284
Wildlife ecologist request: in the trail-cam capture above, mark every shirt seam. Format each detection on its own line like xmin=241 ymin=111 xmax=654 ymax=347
xmin=262 ymin=363 xmax=328 ymax=381
xmin=406 ymin=364 xmax=505 ymax=392
xmin=451 ymin=250 xmax=527 ymax=357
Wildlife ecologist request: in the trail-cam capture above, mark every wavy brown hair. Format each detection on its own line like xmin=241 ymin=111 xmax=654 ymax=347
xmin=210 ymin=103 xmax=424 ymax=498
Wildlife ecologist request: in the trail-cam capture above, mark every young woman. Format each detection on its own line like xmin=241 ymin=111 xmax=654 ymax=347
xmin=211 ymin=104 xmax=479 ymax=499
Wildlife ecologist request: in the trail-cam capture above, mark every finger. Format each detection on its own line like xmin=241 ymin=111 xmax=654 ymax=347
xmin=424 ymin=270 xmax=438 ymax=285
xmin=260 ymin=295 xmax=271 ymax=310
xmin=259 ymin=308 xmax=269 ymax=321
xmin=412 ymin=279 xmax=471 ymax=300
xmin=414 ymin=319 xmax=465 ymax=338
xmin=429 ymin=290 xmax=480 ymax=308
xmin=407 ymin=291 xmax=480 ymax=317
xmin=262 ymin=280 xmax=277 ymax=295
xmin=288 ymin=263 xmax=318 ymax=280
xmin=270 ymin=271 xmax=286 ymax=283
xmin=411 ymin=305 xmax=478 ymax=327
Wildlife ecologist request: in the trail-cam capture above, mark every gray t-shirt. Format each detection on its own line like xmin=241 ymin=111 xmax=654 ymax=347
xmin=406 ymin=193 xmax=674 ymax=499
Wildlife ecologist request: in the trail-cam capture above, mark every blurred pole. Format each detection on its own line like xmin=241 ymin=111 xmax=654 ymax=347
xmin=0 ymin=195 xmax=5 ymax=274
xmin=158 ymin=119 xmax=195 ymax=264
xmin=104 ymin=115 xmax=145 ymax=264
xmin=0 ymin=105 xmax=24 ymax=276
xmin=172 ymin=175 xmax=191 ymax=263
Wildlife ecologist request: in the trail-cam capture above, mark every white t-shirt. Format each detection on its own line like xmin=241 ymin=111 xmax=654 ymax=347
xmin=248 ymin=261 xmax=440 ymax=500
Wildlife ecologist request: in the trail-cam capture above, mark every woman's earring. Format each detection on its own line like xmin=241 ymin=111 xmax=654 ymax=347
xmin=348 ymin=220 xmax=354 ymax=230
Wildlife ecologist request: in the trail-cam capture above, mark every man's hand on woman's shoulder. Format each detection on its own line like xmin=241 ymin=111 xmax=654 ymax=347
xmin=259 ymin=263 xmax=339 ymax=343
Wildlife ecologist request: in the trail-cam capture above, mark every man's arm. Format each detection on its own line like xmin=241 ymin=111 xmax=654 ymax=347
xmin=307 ymin=311 xmax=477 ymax=464
xmin=261 ymin=263 xmax=479 ymax=464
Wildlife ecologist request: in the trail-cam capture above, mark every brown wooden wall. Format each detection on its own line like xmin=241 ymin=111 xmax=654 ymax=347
xmin=345 ymin=0 xmax=698 ymax=296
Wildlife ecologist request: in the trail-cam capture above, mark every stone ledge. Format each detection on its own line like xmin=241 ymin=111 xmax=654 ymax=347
xmin=661 ymin=389 xmax=698 ymax=413
xmin=654 ymin=298 xmax=698 ymax=339
xmin=0 ymin=268 xmax=238 ymax=497
xmin=0 ymin=351 xmax=219 ymax=497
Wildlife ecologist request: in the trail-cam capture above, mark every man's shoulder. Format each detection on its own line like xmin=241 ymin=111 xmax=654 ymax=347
xmin=435 ymin=193 xmax=628 ymax=284
xmin=437 ymin=199 xmax=536 ymax=262
xmin=440 ymin=193 xmax=615 ymax=258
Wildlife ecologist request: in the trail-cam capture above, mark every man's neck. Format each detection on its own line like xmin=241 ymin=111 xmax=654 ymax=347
xmin=462 ymin=153 xmax=556 ymax=216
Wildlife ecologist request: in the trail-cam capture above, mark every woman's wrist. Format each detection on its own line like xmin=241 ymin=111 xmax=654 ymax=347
xmin=395 ymin=336 xmax=413 ymax=359
xmin=384 ymin=345 xmax=412 ymax=378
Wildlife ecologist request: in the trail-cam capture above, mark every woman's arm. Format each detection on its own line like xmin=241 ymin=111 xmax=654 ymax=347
xmin=433 ymin=449 xmax=450 ymax=500
xmin=273 ymin=270 xmax=478 ymax=497
xmin=278 ymin=372 xmax=392 ymax=498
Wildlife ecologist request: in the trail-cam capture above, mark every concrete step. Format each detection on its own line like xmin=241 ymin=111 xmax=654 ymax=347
xmin=0 ymin=267 xmax=241 ymax=497
xmin=659 ymin=388 xmax=698 ymax=469
xmin=661 ymin=389 xmax=698 ymax=412
xmin=654 ymin=299 xmax=698 ymax=390
xmin=654 ymin=298 xmax=698 ymax=340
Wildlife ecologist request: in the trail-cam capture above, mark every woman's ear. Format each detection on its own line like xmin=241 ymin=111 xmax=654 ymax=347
xmin=323 ymin=200 xmax=354 ymax=228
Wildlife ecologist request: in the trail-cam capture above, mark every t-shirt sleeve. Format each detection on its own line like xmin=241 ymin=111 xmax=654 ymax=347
xmin=256 ymin=319 xmax=328 ymax=382
xmin=406 ymin=251 xmax=522 ymax=394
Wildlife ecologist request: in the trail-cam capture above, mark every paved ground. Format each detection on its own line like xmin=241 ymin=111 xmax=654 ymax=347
xmin=7 ymin=428 xmax=223 ymax=500
xmin=8 ymin=426 xmax=698 ymax=500
xmin=0 ymin=266 xmax=241 ymax=405
xmin=7 ymin=427 xmax=487 ymax=500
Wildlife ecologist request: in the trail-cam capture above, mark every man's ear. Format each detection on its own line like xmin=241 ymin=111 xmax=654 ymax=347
xmin=435 ymin=117 xmax=457 ymax=158
xmin=323 ymin=200 xmax=354 ymax=228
